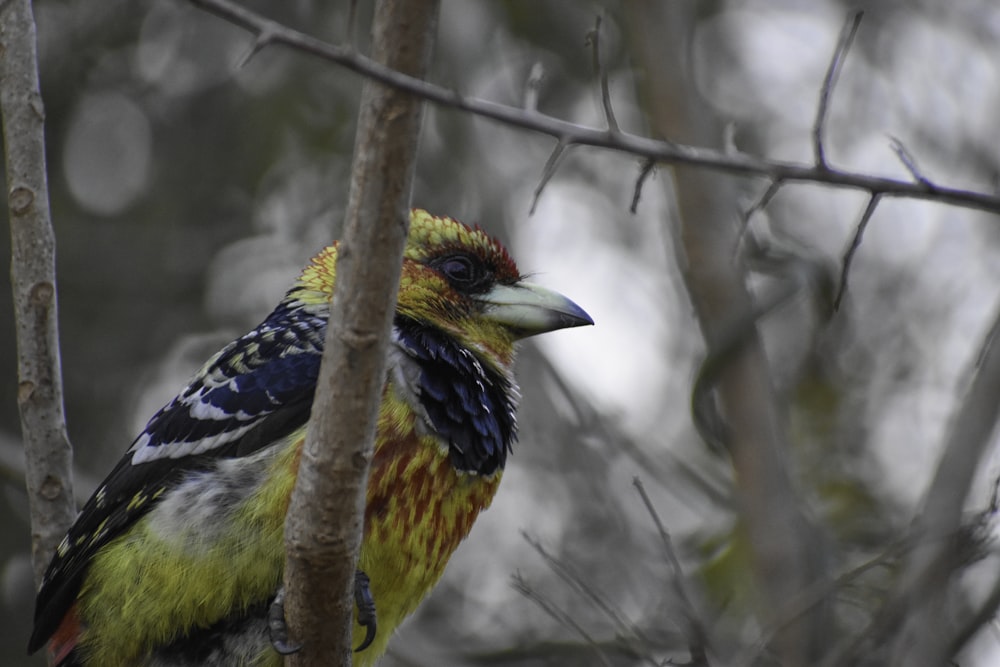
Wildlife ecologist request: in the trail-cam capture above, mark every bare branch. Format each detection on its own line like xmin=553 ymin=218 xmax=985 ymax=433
xmin=587 ymin=14 xmax=619 ymax=133
xmin=734 ymin=179 xmax=783 ymax=260
xmin=281 ymin=1 xmax=439 ymax=665
xmin=521 ymin=532 xmax=659 ymax=667
xmin=746 ymin=537 xmax=908 ymax=667
xmin=0 ymin=0 xmax=76 ymax=587
xmin=511 ymin=573 xmax=616 ymax=667
xmin=235 ymin=28 xmax=276 ymax=69
xmin=630 ymin=158 xmax=656 ymax=214
xmin=742 ymin=180 xmax=783 ymax=228
xmin=189 ymin=0 xmax=1000 ymax=217
xmin=813 ymin=11 xmax=863 ymax=168
xmin=529 ymin=138 xmax=569 ymax=214
xmin=948 ymin=564 xmax=1000 ymax=657
xmin=634 ymin=477 xmax=711 ymax=666
xmin=886 ymin=303 xmax=1000 ymax=666
xmin=834 ymin=192 xmax=881 ymax=311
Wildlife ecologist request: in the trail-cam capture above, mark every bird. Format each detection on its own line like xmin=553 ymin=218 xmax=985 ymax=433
xmin=28 ymin=209 xmax=593 ymax=666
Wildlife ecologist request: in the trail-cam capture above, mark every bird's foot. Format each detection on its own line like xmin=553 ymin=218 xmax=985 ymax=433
xmin=268 ymin=586 xmax=303 ymax=656
xmin=354 ymin=569 xmax=377 ymax=652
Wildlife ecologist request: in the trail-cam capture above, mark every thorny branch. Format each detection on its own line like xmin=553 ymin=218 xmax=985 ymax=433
xmin=190 ymin=0 xmax=1000 ymax=218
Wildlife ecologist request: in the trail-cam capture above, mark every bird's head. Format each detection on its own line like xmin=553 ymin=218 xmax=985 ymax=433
xmin=294 ymin=209 xmax=592 ymax=369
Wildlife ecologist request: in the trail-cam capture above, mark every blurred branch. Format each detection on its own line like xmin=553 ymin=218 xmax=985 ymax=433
xmin=511 ymin=572 xmax=616 ymax=667
xmin=281 ymin=0 xmax=438 ymax=664
xmin=522 ymin=531 xmax=661 ymax=667
xmin=189 ymin=0 xmax=1000 ymax=217
xmin=883 ymin=304 xmax=1000 ymax=666
xmin=634 ymin=478 xmax=711 ymax=666
xmin=0 ymin=0 xmax=76 ymax=587
xmin=626 ymin=3 xmax=832 ymax=666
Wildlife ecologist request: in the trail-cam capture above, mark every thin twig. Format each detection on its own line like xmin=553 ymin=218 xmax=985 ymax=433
xmin=744 ymin=537 xmax=908 ymax=667
xmin=188 ymin=0 xmax=1000 ymax=217
xmin=630 ymin=158 xmax=656 ymax=213
xmin=521 ymin=532 xmax=659 ymax=667
xmin=734 ymin=179 xmax=783 ymax=260
xmin=529 ymin=138 xmax=569 ymax=214
xmin=587 ymin=13 xmax=619 ymax=133
xmin=886 ymin=302 xmax=1000 ymax=667
xmin=235 ymin=28 xmax=275 ymax=69
xmin=634 ymin=477 xmax=711 ymax=666
xmin=889 ymin=135 xmax=933 ymax=188
xmin=813 ymin=11 xmax=863 ymax=168
xmin=834 ymin=192 xmax=881 ymax=311
xmin=511 ymin=573 xmax=616 ymax=667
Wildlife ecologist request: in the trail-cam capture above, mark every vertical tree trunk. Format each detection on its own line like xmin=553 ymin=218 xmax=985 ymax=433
xmin=282 ymin=1 xmax=440 ymax=665
xmin=625 ymin=3 xmax=830 ymax=664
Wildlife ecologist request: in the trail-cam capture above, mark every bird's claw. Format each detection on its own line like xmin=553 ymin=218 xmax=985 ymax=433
xmin=354 ymin=569 xmax=377 ymax=653
xmin=268 ymin=586 xmax=303 ymax=656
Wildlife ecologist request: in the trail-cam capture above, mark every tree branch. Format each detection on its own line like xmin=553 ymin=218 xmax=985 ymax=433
xmin=885 ymin=304 xmax=1000 ymax=666
xmin=0 ymin=0 xmax=76 ymax=587
xmin=281 ymin=0 xmax=439 ymax=665
xmin=189 ymin=0 xmax=1000 ymax=218
xmin=626 ymin=3 xmax=832 ymax=665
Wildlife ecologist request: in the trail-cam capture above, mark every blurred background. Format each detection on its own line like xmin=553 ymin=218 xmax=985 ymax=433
xmin=4 ymin=0 xmax=1000 ymax=664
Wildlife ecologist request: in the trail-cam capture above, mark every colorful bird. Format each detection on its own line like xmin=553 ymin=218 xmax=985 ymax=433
xmin=28 ymin=209 xmax=592 ymax=666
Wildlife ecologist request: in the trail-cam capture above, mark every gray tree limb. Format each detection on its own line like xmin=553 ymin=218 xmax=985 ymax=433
xmin=0 ymin=0 xmax=76 ymax=588
xmin=191 ymin=0 xmax=1000 ymax=218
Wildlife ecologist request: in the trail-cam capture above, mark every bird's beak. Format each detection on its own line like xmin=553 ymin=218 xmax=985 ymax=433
xmin=480 ymin=283 xmax=593 ymax=339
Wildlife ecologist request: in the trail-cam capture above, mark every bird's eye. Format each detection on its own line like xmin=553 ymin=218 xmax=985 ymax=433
xmin=433 ymin=253 xmax=491 ymax=292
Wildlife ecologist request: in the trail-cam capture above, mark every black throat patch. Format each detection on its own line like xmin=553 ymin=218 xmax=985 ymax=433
xmin=394 ymin=317 xmax=517 ymax=475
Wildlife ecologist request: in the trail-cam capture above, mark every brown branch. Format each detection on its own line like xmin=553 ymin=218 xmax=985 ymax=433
xmin=813 ymin=11 xmax=863 ymax=168
xmin=189 ymin=0 xmax=1000 ymax=218
xmin=0 ymin=0 xmax=76 ymax=587
xmin=281 ymin=1 xmax=439 ymax=665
